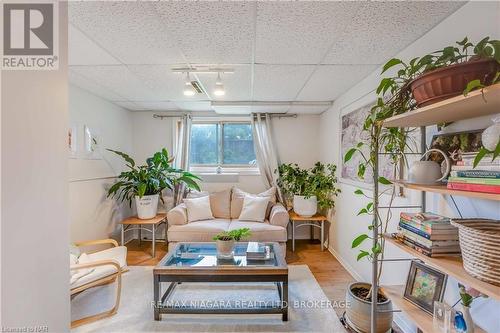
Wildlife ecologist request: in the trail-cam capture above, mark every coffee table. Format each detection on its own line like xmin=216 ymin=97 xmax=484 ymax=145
xmin=153 ymin=242 xmax=289 ymax=321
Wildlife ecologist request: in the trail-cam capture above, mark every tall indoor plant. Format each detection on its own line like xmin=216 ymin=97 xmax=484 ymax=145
xmin=343 ymin=37 xmax=500 ymax=333
xmin=107 ymin=148 xmax=201 ymax=219
xmin=277 ymin=162 xmax=341 ymax=217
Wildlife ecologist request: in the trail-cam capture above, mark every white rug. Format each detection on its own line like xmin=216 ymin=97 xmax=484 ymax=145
xmin=72 ymin=265 xmax=347 ymax=333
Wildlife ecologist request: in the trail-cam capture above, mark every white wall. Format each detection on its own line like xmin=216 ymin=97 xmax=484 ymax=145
xmin=1 ymin=4 xmax=70 ymax=331
xmin=319 ymin=2 xmax=500 ymax=332
xmin=69 ymin=85 xmax=133 ymax=242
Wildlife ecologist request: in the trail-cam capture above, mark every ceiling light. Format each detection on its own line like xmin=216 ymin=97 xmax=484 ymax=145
xmin=213 ymin=72 xmax=225 ymax=96
xmin=183 ymin=73 xmax=195 ymax=96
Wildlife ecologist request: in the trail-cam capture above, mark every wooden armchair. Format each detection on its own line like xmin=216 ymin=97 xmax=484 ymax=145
xmin=70 ymin=239 xmax=127 ymax=328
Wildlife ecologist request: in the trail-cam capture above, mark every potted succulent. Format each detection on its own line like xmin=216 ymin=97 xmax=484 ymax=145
xmin=107 ymin=148 xmax=201 ymax=219
xmin=277 ymin=162 xmax=341 ymax=217
xmin=213 ymin=228 xmax=251 ymax=258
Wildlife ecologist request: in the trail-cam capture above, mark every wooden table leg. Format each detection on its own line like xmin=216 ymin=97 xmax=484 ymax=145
xmin=152 ymin=224 xmax=156 ymax=258
xmin=153 ymin=274 xmax=160 ymax=320
xmin=282 ymin=279 xmax=288 ymax=321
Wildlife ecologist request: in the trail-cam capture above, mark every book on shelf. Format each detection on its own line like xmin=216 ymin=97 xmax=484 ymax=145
xmin=448 ymin=176 xmax=500 ymax=185
xmin=397 ymin=236 xmax=461 ymax=257
xmin=450 ymin=170 xmax=500 ymax=179
xmin=246 ymin=242 xmax=270 ymax=260
xmin=400 ymin=212 xmax=452 ymax=228
xmin=398 ymin=221 xmax=459 ymax=241
xmin=447 ymin=182 xmax=500 ymax=194
xmin=456 ymin=158 xmax=500 ymax=167
xmin=451 ymin=165 xmax=500 ymax=171
xmin=397 ymin=227 xmax=459 ymax=249
xmin=399 ymin=218 xmax=456 ymax=235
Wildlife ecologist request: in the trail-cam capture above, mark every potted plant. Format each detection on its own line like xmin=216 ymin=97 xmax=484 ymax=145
xmin=277 ymin=162 xmax=341 ymax=217
xmin=107 ymin=148 xmax=201 ymax=219
xmin=213 ymin=228 xmax=251 ymax=258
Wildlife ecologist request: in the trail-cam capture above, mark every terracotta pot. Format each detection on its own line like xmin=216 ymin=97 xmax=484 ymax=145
xmin=410 ymin=58 xmax=500 ymax=107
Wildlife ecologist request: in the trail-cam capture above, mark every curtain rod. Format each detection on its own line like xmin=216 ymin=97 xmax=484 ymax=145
xmin=152 ymin=113 xmax=298 ymax=120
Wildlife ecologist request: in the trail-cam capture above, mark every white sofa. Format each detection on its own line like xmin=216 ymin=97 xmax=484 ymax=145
xmin=166 ymin=187 xmax=289 ymax=254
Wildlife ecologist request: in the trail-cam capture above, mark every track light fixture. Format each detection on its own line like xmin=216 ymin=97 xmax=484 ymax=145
xmin=183 ymin=72 xmax=195 ymax=96
xmin=213 ymin=72 xmax=225 ymax=96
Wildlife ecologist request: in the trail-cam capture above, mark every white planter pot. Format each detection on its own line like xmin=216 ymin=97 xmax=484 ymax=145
xmin=345 ymin=282 xmax=393 ymax=333
xmin=293 ymin=195 xmax=317 ymax=217
xmin=135 ymin=194 xmax=159 ymax=219
xmin=216 ymin=240 xmax=235 ymax=258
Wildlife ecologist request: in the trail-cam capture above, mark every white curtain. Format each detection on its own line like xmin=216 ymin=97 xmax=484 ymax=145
xmin=172 ymin=115 xmax=192 ymax=205
xmin=251 ymin=113 xmax=284 ymax=203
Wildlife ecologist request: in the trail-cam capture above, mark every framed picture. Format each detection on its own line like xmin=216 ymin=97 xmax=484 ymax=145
xmin=404 ymin=261 xmax=447 ymax=314
xmin=429 ymin=129 xmax=484 ymax=166
xmin=68 ymin=124 xmax=78 ymax=158
xmin=83 ymin=125 xmax=102 ymax=159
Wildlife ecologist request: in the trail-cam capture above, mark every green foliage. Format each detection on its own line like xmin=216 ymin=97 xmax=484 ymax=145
xmin=107 ymin=148 xmax=201 ymax=206
xmin=213 ymin=228 xmax=251 ymax=241
xmin=276 ymin=162 xmax=341 ymax=210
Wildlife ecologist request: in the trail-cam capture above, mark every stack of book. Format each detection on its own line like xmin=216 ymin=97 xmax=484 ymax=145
xmin=246 ymin=242 xmax=271 ymax=260
xmin=448 ymin=153 xmax=500 ymax=194
xmin=396 ymin=212 xmax=460 ymax=257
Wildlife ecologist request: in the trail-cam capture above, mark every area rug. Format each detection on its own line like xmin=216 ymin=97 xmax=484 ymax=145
xmin=72 ymin=265 xmax=347 ymax=333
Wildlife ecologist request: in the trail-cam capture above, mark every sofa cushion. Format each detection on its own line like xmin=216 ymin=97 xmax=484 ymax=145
xmin=183 ymin=196 xmax=214 ymax=223
xmin=231 ymin=187 xmax=277 ymax=219
xmin=228 ymin=220 xmax=287 ymax=242
xmin=167 ymin=219 xmax=231 ymax=242
xmin=239 ymin=195 xmax=270 ymax=222
xmin=188 ymin=189 xmax=231 ymax=219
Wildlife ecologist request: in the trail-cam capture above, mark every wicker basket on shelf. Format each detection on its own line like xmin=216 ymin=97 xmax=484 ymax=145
xmin=450 ymin=219 xmax=500 ymax=286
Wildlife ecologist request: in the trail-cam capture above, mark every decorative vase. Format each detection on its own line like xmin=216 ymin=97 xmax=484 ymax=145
xmin=462 ymin=305 xmax=475 ymax=333
xmin=135 ymin=194 xmax=159 ymax=219
xmin=409 ymin=58 xmax=500 ymax=107
xmin=482 ymin=116 xmax=500 ymax=151
xmin=345 ymin=282 xmax=393 ymax=333
xmin=216 ymin=240 xmax=235 ymax=259
xmin=293 ymin=195 xmax=317 ymax=217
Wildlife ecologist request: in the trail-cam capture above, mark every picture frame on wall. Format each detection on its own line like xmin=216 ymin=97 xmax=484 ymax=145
xmin=68 ymin=124 xmax=78 ymax=158
xmin=83 ymin=125 xmax=102 ymax=160
xmin=404 ymin=261 xmax=447 ymax=314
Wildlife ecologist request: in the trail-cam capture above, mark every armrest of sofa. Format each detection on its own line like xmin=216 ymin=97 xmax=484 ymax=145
xmin=167 ymin=203 xmax=188 ymax=226
xmin=269 ymin=203 xmax=289 ymax=228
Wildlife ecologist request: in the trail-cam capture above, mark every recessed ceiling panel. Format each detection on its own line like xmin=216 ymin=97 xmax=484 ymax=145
xmin=297 ymin=65 xmax=378 ymax=101
xmin=255 ymin=2 xmax=364 ymax=64
xmin=69 ymin=2 xmax=184 ymax=64
xmin=154 ymin=1 xmax=255 ymax=64
xmin=253 ymin=65 xmax=315 ymax=101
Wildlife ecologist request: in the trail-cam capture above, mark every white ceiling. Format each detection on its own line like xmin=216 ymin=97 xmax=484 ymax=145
xmin=68 ymin=1 xmax=464 ymax=114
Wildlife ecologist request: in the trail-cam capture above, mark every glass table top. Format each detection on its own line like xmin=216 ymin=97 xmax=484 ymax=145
xmin=162 ymin=243 xmax=279 ymax=268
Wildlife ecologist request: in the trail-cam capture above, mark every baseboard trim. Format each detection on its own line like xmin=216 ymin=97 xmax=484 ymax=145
xmin=327 ymin=245 xmax=363 ymax=281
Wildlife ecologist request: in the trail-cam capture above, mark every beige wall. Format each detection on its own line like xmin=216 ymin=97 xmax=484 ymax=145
xmin=1 ymin=3 xmax=70 ymax=331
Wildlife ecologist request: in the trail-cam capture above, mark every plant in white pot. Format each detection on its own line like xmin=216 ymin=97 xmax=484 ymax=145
xmin=277 ymin=162 xmax=341 ymax=217
xmin=213 ymin=228 xmax=251 ymax=259
xmin=107 ymin=148 xmax=201 ymax=219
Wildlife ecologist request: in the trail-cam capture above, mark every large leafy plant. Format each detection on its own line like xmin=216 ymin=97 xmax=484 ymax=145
xmin=344 ymin=37 xmax=500 ymax=299
xmin=277 ymin=162 xmax=341 ymax=210
xmin=107 ymin=148 xmax=201 ymax=206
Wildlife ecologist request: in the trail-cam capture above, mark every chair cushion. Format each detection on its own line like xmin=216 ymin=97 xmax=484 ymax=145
xmin=228 ymin=220 xmax=287 ymax=242
xmin=167 ymin=219 xmax=231 ymax=242
xmin=188 ymin=189 xmax=231 ymax=219
xmin=70 ymin=246 xmax=127 ymax=289
xmin=231 ymin=187 xmax=277 ymax=219
xmin=183 ymin=196 xmax=214 ymax=223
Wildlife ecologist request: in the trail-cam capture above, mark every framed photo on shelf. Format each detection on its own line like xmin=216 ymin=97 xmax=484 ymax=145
xmin=404 ymin=261 xmax=447 ymax=314
xmin=429 ymin=129 xmax=484 ymax=166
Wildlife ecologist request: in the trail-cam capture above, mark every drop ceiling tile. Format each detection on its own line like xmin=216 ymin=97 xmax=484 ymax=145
xmin=253 ymin=65 xmax=315 ymax=101
xmin=132 ymin=101 xmax=179 ymax=111
xmin=323 ymin=1 xmax=465 ymax=64
xmin=153 ymin=2 xmax=255 ymax=64
xmin=113 ymin=101 xmax=141 ymax=110
xmin=69 ymin=69 xmax=127 ymax=102
xmin=195 ymin=65 xmax=251 ymax=101
xmin=69 ymin=24 xmax=120 ymax=66
xmin=255 ymin=2 xmax=364 ymax=64
xmin=70 ymin=65 xmax=159 ymax=101
xmin=174 ymin=101 xmax=213 ymax=112
xmin=69 ymin=2 xmax=184 ymax=64
xmin=297 ymin=65 xmax=378 ymax=101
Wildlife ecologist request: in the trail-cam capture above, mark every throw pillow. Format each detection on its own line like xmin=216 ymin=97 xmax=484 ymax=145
xmin=183 ymin=195 xmax=214 ymax=223
xmin=231 ymin=187 xmax=277 ymax=219
xmin=238 ymin=195 xmax=270 ymax=222
xmin=70 ymin=253 xmax=94 ymax=285
xmin=188 ymin=189 xmax=231 ymax=219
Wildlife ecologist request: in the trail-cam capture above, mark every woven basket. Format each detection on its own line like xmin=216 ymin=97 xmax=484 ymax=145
xmin=450 ymin=219 xmax=500 ymax=286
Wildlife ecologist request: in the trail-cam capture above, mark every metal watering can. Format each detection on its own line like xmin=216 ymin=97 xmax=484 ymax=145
xmin=408 ymin=148 xmax=450 ymax=185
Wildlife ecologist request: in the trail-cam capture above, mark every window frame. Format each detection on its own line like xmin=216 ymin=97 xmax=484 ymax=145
xmin=189 ymin=120 xmax=259 ymax=173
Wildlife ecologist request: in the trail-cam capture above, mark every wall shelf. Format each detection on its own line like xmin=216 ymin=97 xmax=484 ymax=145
xmin=382 ymin=83 xmax=500 ymax=128
xmin=383 ymin=285 xmax=486 ymax=333
xmin=384 ymin=235 xmax=500 ymax=300
xmin=392 ymin=180 xmax=500 ymax=201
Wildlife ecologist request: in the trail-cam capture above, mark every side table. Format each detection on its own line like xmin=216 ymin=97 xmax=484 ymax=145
xmin=120 ymin=214 xmax=167 ymax=258
xmin=288 ymin=211 xmax=328 ymax=252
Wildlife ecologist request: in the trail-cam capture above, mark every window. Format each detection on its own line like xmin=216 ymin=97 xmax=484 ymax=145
xmin=189 ymin=122 xmax=257 ymax=170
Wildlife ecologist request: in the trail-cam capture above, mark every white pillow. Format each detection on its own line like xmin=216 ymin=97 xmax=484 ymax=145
xmin=183 ymin=196 xmax=214 ymax=223
xmin=70 ymin=253 xmax=94 ymax=285
xmin=238 ymin=195 xmax=270 ymax=222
